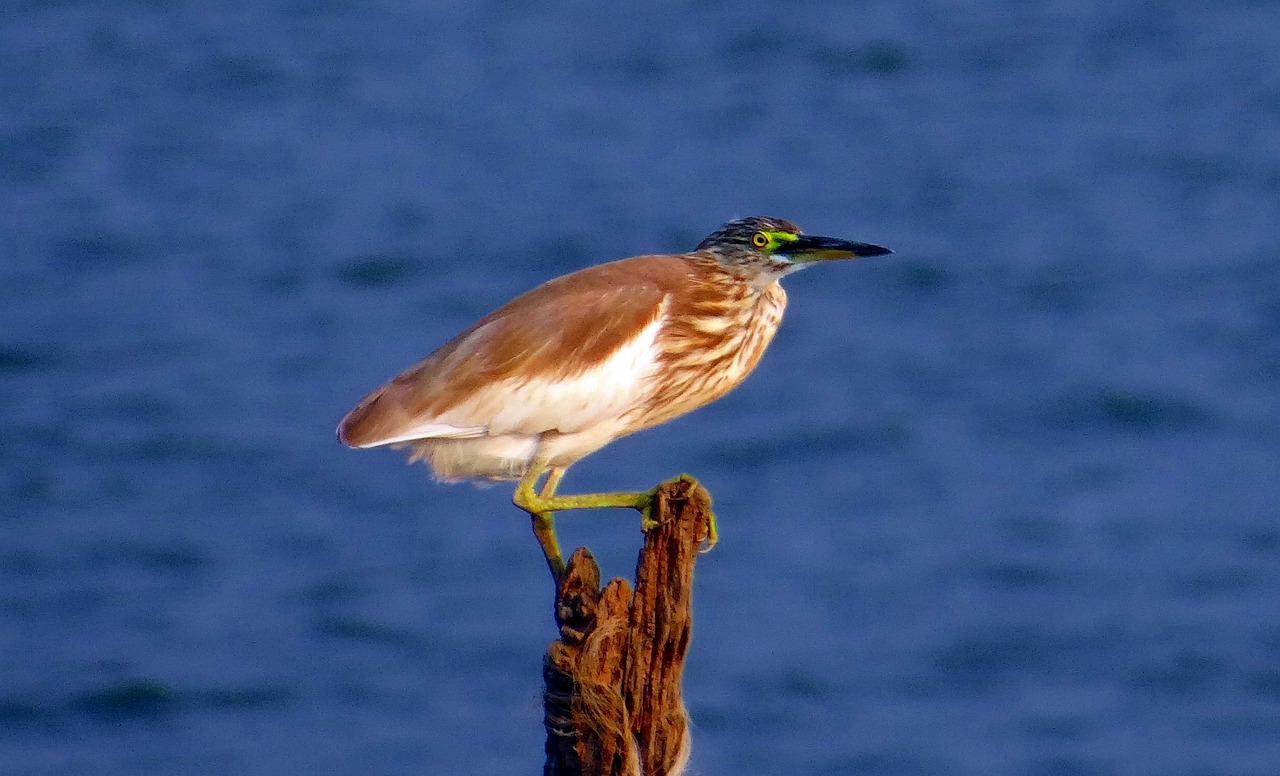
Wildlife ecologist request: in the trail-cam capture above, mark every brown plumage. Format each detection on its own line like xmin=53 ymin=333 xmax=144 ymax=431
xmin=338 ymin=216 xmax=890 ymax=579
xmin=339 ymin=253 xmax=784 ymax=473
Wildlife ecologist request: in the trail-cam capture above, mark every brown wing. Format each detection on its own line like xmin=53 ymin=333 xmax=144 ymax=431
xmin=337 ymin=255 xmax=695 ymax=447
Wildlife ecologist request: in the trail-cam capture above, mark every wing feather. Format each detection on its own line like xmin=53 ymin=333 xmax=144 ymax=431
xmin=337 ymin=255 xmax=692 ymax=448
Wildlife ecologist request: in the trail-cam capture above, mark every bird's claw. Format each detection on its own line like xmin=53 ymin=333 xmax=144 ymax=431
xmin=638 ymin=488 xmax=662 ymax=531
xmin=637 ymin=481 xmax=718 ymax=554
xmin=698 ymin=509 xmax=718 ymax=554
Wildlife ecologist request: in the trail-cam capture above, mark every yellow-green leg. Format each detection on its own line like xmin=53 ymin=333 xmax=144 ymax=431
xmin=514 ymin=462 xmax=656 ymax=582
xmin=526 ymin=467 xmax=567 ymax=581
xmin=514 ymin=469 xmax=654 ymax=514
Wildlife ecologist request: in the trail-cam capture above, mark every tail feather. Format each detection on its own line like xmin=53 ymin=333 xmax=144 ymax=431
xmin=336 ymin=387 xmax=480 ymax=447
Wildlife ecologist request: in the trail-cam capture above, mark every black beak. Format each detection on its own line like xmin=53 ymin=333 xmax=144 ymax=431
xmin=775 ymin=234 xmax=892 ymax=262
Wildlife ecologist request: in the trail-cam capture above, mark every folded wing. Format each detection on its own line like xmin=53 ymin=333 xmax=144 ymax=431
xmin=337 ymin=256 xmax=689 ymax=449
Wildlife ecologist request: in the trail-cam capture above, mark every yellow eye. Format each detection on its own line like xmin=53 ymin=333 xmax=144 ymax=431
xmin=751 ymin=232 xmax=770 ymax=249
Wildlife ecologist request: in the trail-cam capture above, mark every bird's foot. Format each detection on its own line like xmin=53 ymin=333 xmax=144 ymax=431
xmin=639 ymin=475 xmax=718 ymax=553
xmin=700 ymin=508 xmax=719 ymax=554
xmin=638 ymin=486 xmax=662 ymax=532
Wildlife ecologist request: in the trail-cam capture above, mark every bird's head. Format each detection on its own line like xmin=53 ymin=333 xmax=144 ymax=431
xmin=694 ymin=216 xmax=891 ymax=285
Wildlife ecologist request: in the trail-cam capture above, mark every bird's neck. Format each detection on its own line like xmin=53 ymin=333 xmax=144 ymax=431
xmin=694 ymin=245 xmax=796 ymax=284
xmin=625 ymin=263 xmax=786 ymax=430
xmin=691 ymin=254 xmax=788 ymax=294
xmin=682 ymin=259 xmax=789 ymax=353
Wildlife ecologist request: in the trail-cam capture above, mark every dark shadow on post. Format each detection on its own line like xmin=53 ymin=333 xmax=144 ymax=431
xmin=542 ymin=475 xmax=713 ymax=776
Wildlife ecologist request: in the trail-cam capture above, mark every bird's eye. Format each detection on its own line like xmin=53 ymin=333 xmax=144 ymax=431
xmin=751 ymin=232 xmax=769 ymax=248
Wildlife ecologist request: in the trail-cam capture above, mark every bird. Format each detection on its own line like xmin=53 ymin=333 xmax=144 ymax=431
xmin=337 ymin=216 xmax=890 ymax=581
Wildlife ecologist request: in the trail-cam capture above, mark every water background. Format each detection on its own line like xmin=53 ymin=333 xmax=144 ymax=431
xmin=3 ymin=2 xmax=1279 ymax=774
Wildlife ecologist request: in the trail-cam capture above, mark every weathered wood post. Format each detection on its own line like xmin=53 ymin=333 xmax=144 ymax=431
xmin=542 ymin=475 xmax=713 ymax=776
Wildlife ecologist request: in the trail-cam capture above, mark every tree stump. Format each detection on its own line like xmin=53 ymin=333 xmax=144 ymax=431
xmin=542 ymin=475 xmax=713 ymax=776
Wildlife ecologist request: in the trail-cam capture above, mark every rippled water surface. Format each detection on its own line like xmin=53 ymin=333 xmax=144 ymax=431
xmin=3 ymin=2 xmax=1279 ymax=774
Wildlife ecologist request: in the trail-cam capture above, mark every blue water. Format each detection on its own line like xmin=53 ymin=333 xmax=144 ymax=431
xmin=3 ymin=2 xmax=1279 ymax=774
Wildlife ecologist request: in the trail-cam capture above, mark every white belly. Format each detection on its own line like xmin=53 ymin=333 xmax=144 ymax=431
xmin=406 ymin=420 xmax=630 ymax=482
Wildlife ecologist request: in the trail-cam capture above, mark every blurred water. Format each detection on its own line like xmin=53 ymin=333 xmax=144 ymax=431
xmin=2 ymin=1 xmax=1279 ymax=774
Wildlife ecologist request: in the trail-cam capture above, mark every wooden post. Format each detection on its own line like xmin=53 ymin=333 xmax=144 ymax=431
xmin=542 ymin=475 xmax=713 ymax=776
